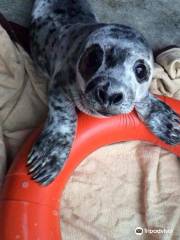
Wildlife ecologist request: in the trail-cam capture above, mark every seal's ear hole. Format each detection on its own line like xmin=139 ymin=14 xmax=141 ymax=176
xmin=79 ymin=44 xmax=103 ymax=81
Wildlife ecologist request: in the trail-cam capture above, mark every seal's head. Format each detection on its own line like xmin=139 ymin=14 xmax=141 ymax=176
xmin=75 ymin=24 xmax=154 ymax=117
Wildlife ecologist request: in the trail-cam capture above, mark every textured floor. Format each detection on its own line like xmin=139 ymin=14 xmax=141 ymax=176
xmin=0 ymin=0 xmax=179 ymax=51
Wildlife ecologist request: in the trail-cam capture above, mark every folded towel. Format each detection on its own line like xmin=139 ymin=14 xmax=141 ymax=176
xmin=0 ymin=23 xmax=48 ymax=170
xmin=150 ymin=48 xmax=180 ymax=99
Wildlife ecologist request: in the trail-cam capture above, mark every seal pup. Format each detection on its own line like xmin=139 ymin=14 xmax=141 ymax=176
xmin=28 ymin=0 xmax=180 ymax=185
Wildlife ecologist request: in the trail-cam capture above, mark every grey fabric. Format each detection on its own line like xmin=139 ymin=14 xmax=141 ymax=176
xmin=0 ymin=0 xmax=179 ymax=50
xmin=0 ymin=0 xmax=33 ymax=27
xmin=90 ymin=0 xmax=180 ymax=50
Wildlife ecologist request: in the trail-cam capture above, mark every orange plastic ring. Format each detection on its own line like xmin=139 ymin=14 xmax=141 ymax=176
xmin=0 ymin=95 xmax=180 ymax=240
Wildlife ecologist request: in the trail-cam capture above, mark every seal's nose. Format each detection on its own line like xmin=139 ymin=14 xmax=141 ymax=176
xmin=95 ymin=84 xmax=124 ymax=106
xmin=109 ymin=92 xmax=124 ymax=105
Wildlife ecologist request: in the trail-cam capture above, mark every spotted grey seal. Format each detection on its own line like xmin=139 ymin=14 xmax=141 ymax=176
xmin=28 ymin=0 xmax=180 ymax=185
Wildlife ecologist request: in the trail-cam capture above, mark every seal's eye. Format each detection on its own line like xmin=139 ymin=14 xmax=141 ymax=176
xmin=79 ymin=44 xmax=103 ymax=81
xmin=134 ymin=60 xmax=149 ymax=83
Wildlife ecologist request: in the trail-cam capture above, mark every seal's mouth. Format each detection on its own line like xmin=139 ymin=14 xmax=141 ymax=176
xmin=96 ymin=110 xmax=112 ymax=116
xmin=74 ymin=93 xmax=135 ymax=117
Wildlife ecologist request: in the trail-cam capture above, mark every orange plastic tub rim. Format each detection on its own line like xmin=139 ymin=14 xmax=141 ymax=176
xmin=0 ymin=95 xmax=180 ymax=240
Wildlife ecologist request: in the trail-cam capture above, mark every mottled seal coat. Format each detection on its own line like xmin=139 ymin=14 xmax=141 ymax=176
xmin=28 ymin=0 xmax=180 ymax=185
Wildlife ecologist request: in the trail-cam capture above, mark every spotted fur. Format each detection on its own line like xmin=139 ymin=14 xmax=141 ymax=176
xmin=29 ymin=0 xmax=180 ymax=185
xmin=136 ymin=94 xmax=180 ymax=145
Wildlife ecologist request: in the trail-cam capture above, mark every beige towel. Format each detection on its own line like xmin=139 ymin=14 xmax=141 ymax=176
xmin=0 ymin=25 xmax=48 ymax=163
xmin=60 ymin=49 xmax=180 ymax=240
xmin=150 ymin=48 xmax=180 ymax=99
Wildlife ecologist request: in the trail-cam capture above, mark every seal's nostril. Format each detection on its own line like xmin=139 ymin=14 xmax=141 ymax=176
xmin=96 ymin=88 xmax=108 ymax=104
xmin=102 ymin=82 xmax=110 ymax=91
xmin=110 ymin=93 xmax=123 ymax=105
